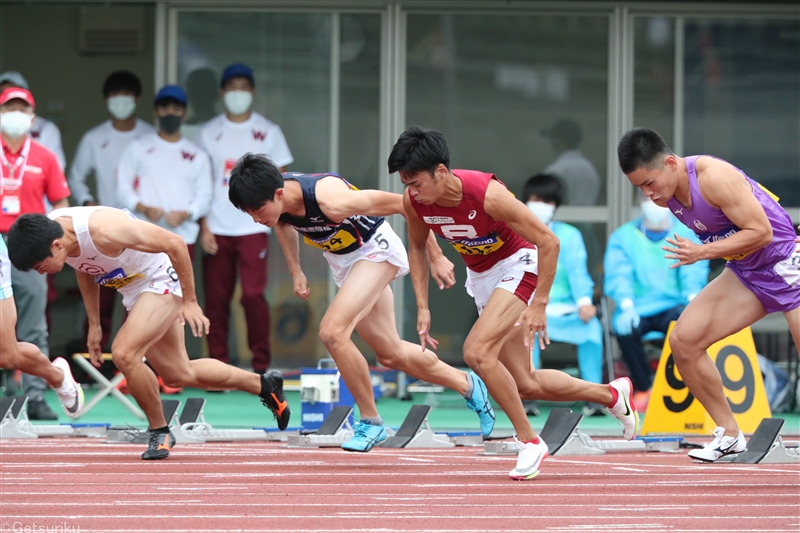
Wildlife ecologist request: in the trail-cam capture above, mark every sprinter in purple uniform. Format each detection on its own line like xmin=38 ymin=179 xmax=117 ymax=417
xmin=617 ymin=127 xmax=799 ymax=463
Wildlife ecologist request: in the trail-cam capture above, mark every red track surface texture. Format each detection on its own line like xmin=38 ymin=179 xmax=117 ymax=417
xmin=1 ymin=439 xmax=799 ymax=533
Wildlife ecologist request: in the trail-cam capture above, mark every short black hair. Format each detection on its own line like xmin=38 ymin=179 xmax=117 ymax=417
xmin=617 ymin=127 xmax=675 ymax=174
xmin=228 ymin=153 xmax=284 ymax=212
xmin=388 ymin=126 xmax=450 ymax=176
xmin=103 ymin=71 xmax=142 ymax=98
xmin=7 ymin=214 xmax=64 ymax=271
xmin=522 ymin=173 xmax=564 ymax=208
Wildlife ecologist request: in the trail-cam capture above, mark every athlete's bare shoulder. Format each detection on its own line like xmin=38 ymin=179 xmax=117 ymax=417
xmin=86 ymin=208 xmax=140 ymax=250
xmin=695 ymin=156 xmax=753 ymax=210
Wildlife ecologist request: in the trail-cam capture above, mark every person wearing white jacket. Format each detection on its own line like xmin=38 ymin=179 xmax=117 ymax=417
xmin=117 ymin=85 xmax=212 ymax=259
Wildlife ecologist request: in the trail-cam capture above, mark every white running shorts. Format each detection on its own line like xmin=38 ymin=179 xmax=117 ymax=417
xmin=118 ymin=260 xmax=183 ymax=310
xmin=465 ymin=247 xmax=539 ymax=315
xmin=325 ymin=221 xmax=410 ymax=288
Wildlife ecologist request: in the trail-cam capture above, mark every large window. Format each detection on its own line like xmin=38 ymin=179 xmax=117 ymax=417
xmin=634 ymin=16 xmax=800 ymax=207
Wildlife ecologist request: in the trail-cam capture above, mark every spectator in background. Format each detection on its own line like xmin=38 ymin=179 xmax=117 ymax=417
xmin=604 ymin=192 xmax=709 ymax=410
xmin=0 ymin=87 xmax=71 ymax=420
xmin=524 ymin=174 xmax=606 ymax=417
xmin=542 ymin=118 xmax=600 ymax=206
xmin=117 ymin=85 xmax=211 ymax=261
xmin=69 ymin=71 xmax=155 ymax=352
xmin=195 ymin=63 xmax=293 ymax=373
xmin=0 ymin=71 xmax=65 ymax=170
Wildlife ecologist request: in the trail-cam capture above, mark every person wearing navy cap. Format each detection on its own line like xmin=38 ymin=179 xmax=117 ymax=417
xmin=195 ymin=63 xmax=293 ymax=373
xmin=116 ymin=83 xmax=212 ymax=301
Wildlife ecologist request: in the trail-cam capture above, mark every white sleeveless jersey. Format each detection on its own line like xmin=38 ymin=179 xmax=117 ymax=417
xmin=48 ymin=206 xmax=181 ymax=308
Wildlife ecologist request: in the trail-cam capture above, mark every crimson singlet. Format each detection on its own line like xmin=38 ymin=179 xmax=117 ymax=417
xmin=410 ymin=169 xmax=531 ymax=273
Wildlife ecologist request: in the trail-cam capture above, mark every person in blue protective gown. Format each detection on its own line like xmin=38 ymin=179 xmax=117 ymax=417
xmin=604 ymin=191 xmax=709 ymax=409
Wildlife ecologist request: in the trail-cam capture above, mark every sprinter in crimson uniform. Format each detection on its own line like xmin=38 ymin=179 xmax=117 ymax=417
xmin=390 ymin=126 xmax=639 ymax=480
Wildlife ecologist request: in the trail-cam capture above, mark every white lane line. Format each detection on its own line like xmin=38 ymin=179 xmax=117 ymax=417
xmin=4 ymin=514 xmax=797 ymax=519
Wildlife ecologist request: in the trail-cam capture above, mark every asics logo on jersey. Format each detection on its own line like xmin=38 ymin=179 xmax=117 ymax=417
xmin=101 ymin=140 xmax=109 ymax=149
xmin=468 ymin=210 xmax=477 ymax=220
xmin=252 ymin=130 xmax=267 ymax=141
xmin=181 ymin=151 xmax=196 ymax=161
xmin=146 ymin=147 xmax=156 ymax=154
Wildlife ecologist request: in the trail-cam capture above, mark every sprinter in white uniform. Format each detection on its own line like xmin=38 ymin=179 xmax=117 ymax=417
xmin=6 ymin=206 xmax=291 ymax=460
xmin=0 ymin=237 xmax=83 ymax=417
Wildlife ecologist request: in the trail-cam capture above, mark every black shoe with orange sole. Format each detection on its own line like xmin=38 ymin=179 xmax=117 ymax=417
xmin=260 ymin=370 xmax=290 ymax=430
xmin=142 ymin=431 xmax=176 ymax=460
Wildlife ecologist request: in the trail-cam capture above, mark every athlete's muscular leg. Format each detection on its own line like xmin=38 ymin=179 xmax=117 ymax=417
xmin=111 ymin=292 xmax=182 ymax=429
xmin=501 ymin=326 xmax=613 ymax=405
xmin=785 ymin=306 xmax=800 ymax=357
xmin=355 ymin=285 xmax=468 ymax=395
xmin=318 ymin=260 xmax=399 ymax=419
xmin=146 ymin=320 xmax=261 ymax=394
xmin=669 ymin=268 xmax=767 ymax=437
xmin=0 ymin=298 xmax=63 ymax=387
xmin=463 ymin=289 xmax=538 ymax=441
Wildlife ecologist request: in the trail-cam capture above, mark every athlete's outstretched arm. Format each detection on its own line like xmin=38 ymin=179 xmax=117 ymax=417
xmin=404 ymin=190 xmax=439 ymax=351
xmin=315 ymin=177 xmax=405 ymax=222
xmin=275 ymin=222 xmax=309 ymax=300
xmin=90 ymin=209 xmax=209 ymax=337
xmin=484 ymin=179 xmax=560 ymax=349
xmin=75 ymin=271 xmax=103 ymax=366
xmin=663 ymin=158 xmax=773 ymax=267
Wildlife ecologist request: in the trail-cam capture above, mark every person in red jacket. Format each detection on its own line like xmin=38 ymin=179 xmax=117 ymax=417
xmin=0 ymin=87 xmax=71 ymax=420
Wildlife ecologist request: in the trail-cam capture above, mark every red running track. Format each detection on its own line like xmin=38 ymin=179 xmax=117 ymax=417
xmin=0 ymin=439 xmax=798 ymax=533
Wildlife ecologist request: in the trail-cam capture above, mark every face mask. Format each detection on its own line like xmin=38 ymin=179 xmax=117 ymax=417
xmin=158 ymin=114 xmax=183 ymax=135
xmin=107 ymin=95 xmax=137 ymax=120
xmin=0 ymin=110 xmax=33 ymax=139
xmin=641 ymin=199 xmax=671 ymax=227
xmin=223 ymin=90 xmax=253 ymax=115
xmin=527 ymin=201 xmax=555 ymax=225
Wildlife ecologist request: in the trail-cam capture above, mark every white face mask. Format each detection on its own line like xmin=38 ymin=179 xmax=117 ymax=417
xmin=223 ymin=90 xmax=253 ymax=116
xmin=527 ymin=201 xmax=555 ymax=225
xmin=107 ymin=95 xmax=137 ymax=120
xmin=0 ymin=110 xmax=33 ymax=139
xmin=641 ymin=199 xmax=671 ymax=227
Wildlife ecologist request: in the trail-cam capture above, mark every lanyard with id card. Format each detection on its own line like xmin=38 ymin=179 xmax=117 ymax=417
xmin=0 ymin=137 xmax=31 ymax=216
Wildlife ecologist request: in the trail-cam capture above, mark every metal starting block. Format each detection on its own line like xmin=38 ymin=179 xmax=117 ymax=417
xmin=717 ymin=418 xmax=800 ymax=464
xmin=481 ymin=407 xmax=683 ymax=456
xmin=0 ymin=396 xmax=109 ymax=439
xmin=107 ymin=398 xmax=183 ymax=443
xmin=380 ymin=404 xmax=453 ymax=449
xmin=287 ymin=405 xmax=355 ymax=447
xmin=174 ymin=397 xmax=301 ymax=443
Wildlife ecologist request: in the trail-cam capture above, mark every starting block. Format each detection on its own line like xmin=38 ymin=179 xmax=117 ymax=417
xmin=380 ymin=404 xmax=454 ymax=449
xmin=174 ymin=397 xmax=300 ymax=443
xmin=287 ymin=405 xmax=355 ymax=447
xmin=483 ymin=407 xmax=582 ymax=455
xmin=107 ymin=398 xmax=182 ymax=443
xmin=0 ymin=396 xmax=109 ymax=439
xmin=71 ymin=353 xmax=146 ymax=420
xmin=482 ymin=407 xmax=683 ymax=456
xmin=719 ymin=418 xmax=800 ymax=464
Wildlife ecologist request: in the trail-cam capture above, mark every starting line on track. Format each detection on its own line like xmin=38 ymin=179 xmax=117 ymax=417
xmin=1 ymin=395 xmax=797 ymax=463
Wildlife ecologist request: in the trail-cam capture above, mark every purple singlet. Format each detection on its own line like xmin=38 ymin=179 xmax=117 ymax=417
xmin=666 ymin=155 xmax=799 ymax=313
